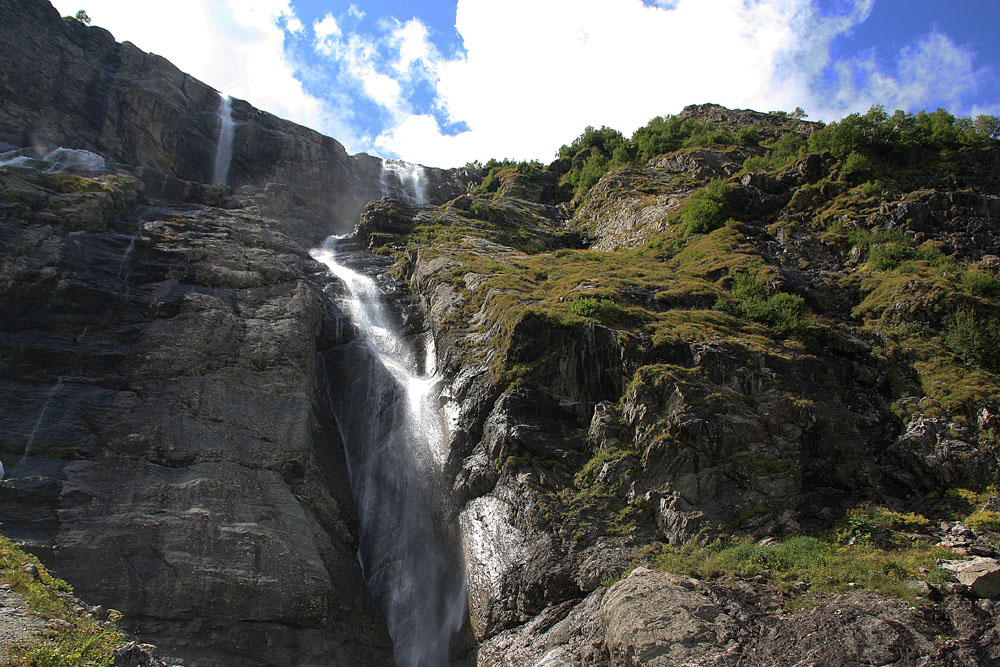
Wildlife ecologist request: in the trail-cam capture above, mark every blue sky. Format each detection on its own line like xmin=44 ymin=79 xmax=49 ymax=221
xmin=52 ymin=0 xmax=1000 ymax=168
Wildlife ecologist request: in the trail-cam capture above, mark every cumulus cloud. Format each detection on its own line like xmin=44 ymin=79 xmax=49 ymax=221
xmin=51 ymin=0 xmax=998 ymax=167
xmin=376 ymin=0 xmax=867 ymax=164
xmin=811 ymin=30 xmax=985 ymax=117
xmin=314 ymin=13 xmax=341 ymax=54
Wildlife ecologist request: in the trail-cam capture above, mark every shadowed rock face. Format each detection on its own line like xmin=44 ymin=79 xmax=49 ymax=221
xmin=0 ymin=162 xmax=394 ymax=665
xmin=0 ymin=0 xmax=462 ymax=240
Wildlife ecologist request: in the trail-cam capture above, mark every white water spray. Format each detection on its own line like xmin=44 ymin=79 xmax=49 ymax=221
xmin=213 ymin=94 xmax=235 ymax=185
xmin=311 ymin=236 xmax=465 ymax=666
xmin=381 ymin=159 xmax=428 ymax=205
xmin=0 ymin=147 xmax=107 ymax=173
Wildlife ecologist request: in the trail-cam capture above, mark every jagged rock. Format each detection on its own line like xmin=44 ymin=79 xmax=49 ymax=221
xmin=938 ymin=558 xmax=1000 ymax=599
xmin=600 ymin=568 xmax=738 ymax=666
xmin=887 ymin=415 xmax=996 ymax=491
xmin=112 ymin=641 xmax=168 ymax=667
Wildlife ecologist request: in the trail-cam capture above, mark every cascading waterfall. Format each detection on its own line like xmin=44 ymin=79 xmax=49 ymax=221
xmin=311 ymin=236 xmax=466 ymax=666
xmin=381 ymin=159 xmax=429 ymax=205
xmin=213 ymin=94 xmax=235 ymax=185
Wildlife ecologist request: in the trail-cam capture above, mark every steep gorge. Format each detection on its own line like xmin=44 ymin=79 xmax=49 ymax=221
xmin=2 ymin=1 xmax=1000 ymax=666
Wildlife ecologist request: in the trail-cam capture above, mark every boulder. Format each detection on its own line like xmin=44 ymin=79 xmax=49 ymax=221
xmin=938 ymin=558 xmax=1000 ymax=599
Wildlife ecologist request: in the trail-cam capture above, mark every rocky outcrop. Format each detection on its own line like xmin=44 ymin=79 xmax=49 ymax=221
xmin=475 ymin=566 xmax=1000 ymax=666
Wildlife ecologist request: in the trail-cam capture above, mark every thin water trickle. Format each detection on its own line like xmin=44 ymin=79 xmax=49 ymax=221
xmin=21 ymin=376 xmax=64 ymax=467
xmin=213 ymin=94 xmax=235 ymax=185
xmin=116 ymin=226 xmax=142 ymax=280
xmin=311 ymin=236 xmax=466 ymax=667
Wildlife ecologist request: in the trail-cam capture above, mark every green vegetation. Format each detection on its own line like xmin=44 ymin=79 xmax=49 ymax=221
xmin=962 ymin=269 xmax=1000 ymax=298
xmin=836 ymin=505 xmax=930 ymax=542
xmin=567 ymin=295 xmax=626 ymax=324
xmin=943 ymin=307 xmax=1000 ymax=374
xmin=475 ymin=159 xmax=546 ymax=196
xmin=652 ymin=534 xmax=956 ymax=604
xmin=557 ymin=116 xmax=757 ymax=199
xmin=679 ymin=178 xmax=733 ymax=235
xmin=1 ymin=534 xmax=125 ymax=666
xmin=716 ymin=271 xmax=807 ymax=337
xmin=808 ymin=106 xmax=1000 ymax=161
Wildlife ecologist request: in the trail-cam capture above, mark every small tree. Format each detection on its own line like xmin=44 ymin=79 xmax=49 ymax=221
xmin=75 ymin=9 xmax=91 ymax=24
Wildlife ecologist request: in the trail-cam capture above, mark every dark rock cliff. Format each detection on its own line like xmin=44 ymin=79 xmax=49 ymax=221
xmin=0 ymin=0 xmax=461 ymax=241
xmin=0 ymin=165 xmax=396 ymax=664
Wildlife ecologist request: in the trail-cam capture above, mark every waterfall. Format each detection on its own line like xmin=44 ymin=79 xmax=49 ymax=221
xmin=311 ymin=237 xmax=466 ymax=666
xmin=213 ymin=94 xmax=235 ymax=185
xmin=381 ymin=159 xmax=429 ymax=205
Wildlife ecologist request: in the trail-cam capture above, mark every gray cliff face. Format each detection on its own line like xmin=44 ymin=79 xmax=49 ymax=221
xmin=0 ymin=0 xmax=462 ymax=241
xmin=0 ymin=163 xmax=394 ymax=665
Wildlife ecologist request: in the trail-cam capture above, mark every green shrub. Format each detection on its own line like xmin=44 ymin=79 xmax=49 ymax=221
xmin=869 ymin=241 xmax=917 ymax=270
xmin=841 ymin=151 xmax=873 ymax=181
xmin=735 ymin=126 xmax=759 ymax=146
xmin=944 ymin=306 xmax=1000 ymax=373
xmin=567 ymin=296 xmax=626 ymax=324
xmin=837 ymin=505 xmax=930 ymax=543
xmin=716 ymin=272 xmax=806 ymax=337
xmin=680 ymin=179 xmax=733 ymax=235
xmin=962 ymin=270 xmax=1000 ymax=298
xmin=965 ymin=510 xmax=1000 ymax=532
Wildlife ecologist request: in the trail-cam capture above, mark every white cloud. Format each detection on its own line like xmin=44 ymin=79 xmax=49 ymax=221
xmin=391 ymin=19 xmax=436 ymax=75
xmin=50 ymin=0 xmax=997 ymax=168
xmin=377 ymin=0 xmax=855 ymax=164
xmin=313 ymin=13 xmax=342 ymax=54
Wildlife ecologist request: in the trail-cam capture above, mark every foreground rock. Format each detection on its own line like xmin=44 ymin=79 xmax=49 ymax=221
xmin=478 ymin=567 xmax=1000 ymax=666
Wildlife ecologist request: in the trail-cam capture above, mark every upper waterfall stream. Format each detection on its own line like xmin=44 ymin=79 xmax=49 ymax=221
xmin=213 ymin=94 xmax=234 ymax=185
xmin=311 ymin=236 xmax=467 ymax=666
